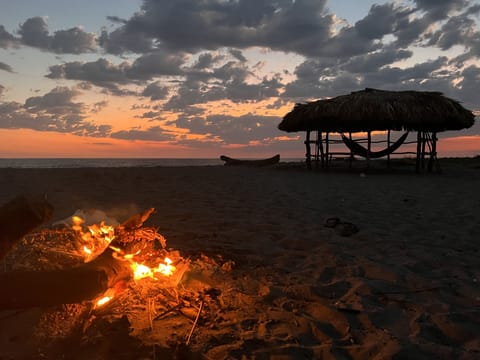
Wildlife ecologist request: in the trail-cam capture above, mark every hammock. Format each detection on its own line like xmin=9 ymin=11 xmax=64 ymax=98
xmin=341 ymin=132 xmax=409 ymax=159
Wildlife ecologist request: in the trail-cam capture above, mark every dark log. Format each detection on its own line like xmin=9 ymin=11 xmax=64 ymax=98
xmin=120 ymin=207 xmax=155 ymax=231
xmin=0 ymin=194 xmax=54 ymax=260
xmin=0 ymin=247 xmax=132 ymax=309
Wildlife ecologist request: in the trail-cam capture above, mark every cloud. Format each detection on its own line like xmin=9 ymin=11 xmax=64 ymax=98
xmin=47 ymin=58 xmax=131 ymax=89
xmin=425 ymin=5 xmax=480 ymax=54
xmin=46 ymin=51 xmax=186 ymax=91
xmin=0 ymin=25 xmax=18 ymax=48
xmin=413 ymin=0 xmax=469 ymax=20
xmin=141 ymin=81 xmax=170 ymax=100
xmin=110 ymin=125 xmax=175 ymax=141
xmin=174 ymin=112 xmax=281 ymax=144
xmin=0 ymin=87 xmax=111 ymax=136
xmin=100 ymin=0 xmax=337 ymax=57
xmin=18 ymin=16 xmax=96 ymax=54
xmin=0 ymin=62 xmax=13 ymax=73
xmin=98 ymin=26 xmax=155 ymax=55
xmin=341 ymin=47 xmax=413 ymax=73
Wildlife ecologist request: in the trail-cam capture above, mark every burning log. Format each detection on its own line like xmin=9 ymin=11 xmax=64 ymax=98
xmin=0 ymin=246 xmax=132 ymax=309
xmin=0 ymin=194 xmax=53 ymax=260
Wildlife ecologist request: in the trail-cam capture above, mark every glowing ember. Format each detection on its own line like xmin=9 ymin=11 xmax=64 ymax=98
xmin=83 ymin=246 xmax=93 ymax=255
xmin=156 ymin=257 xmax=175 ymax=276
xmin=132 ymin=263 xmax=154 ymax=280
xmin=96 ymin=296 xmax=112 ymax=307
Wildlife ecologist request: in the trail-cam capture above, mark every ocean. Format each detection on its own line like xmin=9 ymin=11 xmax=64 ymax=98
xmin=0 ymin=158 xmax=225 ymax=168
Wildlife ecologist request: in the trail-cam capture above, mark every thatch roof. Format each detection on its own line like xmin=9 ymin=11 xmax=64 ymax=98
xmin=279 ymin=88 xmax=475 ymax=133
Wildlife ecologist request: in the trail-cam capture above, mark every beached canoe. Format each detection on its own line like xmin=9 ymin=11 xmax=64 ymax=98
xmin=220 ymin=154 xmax=280 ymax=166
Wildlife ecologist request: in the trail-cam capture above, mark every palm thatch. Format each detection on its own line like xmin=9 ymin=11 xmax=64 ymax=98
xmin=279 ymin=88 xmax=475 ymax=133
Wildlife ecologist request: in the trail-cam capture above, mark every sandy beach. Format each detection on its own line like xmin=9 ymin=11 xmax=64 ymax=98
xmin=0 ymin=159 xmax=479 ymax=359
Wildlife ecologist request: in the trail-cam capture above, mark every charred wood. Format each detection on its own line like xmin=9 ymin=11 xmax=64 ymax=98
xmin=0 ymin=194 xmax=53 ymax=260
xmin=0 ymin=247 xmax=132 ymax=309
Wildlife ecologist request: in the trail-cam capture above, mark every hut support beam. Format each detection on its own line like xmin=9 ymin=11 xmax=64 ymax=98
xmin=387 ymin=130 xmax=391 ymax=168
xmin=325 ymin=132 xmax=330 ymax=168
xmin=348 ymin=132 xmax=354 ymax=168
xmin=416 ymin=131 xmax=422 ymax=173
xmin=305 ymin=130 xmax=312 ymax=170
xmin=428 ymin=132 xmax=438 ymax=172
xmin=367 ymin=131 xmax=372 ymax=168
xmin=319 ymin=132 xmax=325 ymax=168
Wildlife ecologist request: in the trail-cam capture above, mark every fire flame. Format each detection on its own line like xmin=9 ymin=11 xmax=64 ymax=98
xmin=69 ymin=213 xmax=178 ymax=308
xmin=71 ymin=215 xmax=115 ymax=262
xmin=131 ymin=257 xmax=176 ymax=280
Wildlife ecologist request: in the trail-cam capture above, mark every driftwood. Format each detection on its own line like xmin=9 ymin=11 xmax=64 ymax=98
xmin=0 ymin=246 xmax=132 ymax=309
xmin=0 ymin=194 xmax=53 ymax=260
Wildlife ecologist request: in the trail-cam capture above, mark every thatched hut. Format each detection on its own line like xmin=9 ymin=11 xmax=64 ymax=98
xmin=279 ymin=88 xmax=475 ymax=171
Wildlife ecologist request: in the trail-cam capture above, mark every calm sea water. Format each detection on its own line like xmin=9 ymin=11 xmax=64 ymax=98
xmin=0 ymin=158 xmax=225 ymax=168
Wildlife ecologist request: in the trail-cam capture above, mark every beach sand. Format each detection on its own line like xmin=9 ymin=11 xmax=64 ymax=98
xmin=0 ymin=159 xmax=479 ymax=359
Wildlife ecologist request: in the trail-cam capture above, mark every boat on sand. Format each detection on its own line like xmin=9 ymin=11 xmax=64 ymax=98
xmin=220 ymin=154 xmax=280 ymax=166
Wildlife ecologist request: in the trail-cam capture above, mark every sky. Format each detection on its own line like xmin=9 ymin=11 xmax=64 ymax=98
xmin=0 ymin=0 xmax=479 ymax=158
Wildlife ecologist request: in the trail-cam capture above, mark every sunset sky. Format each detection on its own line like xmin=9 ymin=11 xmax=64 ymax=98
xmin=0 ymin=0 xmax=479 ymax=158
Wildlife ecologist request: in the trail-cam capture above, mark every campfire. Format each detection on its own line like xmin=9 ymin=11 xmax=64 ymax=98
xmin=0 ymin=195 xmax=235 ymax=358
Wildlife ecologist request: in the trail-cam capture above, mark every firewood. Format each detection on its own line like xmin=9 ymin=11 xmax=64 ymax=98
xmin=120 ymin=207 xmax=155 ymax=231
xmin=0 ymin=194 xmax=53 ymax=259
xmin=0 ymin=246 xmax=132 ymax=309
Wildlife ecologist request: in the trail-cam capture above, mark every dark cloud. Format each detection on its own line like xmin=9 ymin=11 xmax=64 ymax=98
xmin=0 ymin=25 xmax=18 ymax=48
xmin=0 ymin=62 xmax=14 ymax=73
xmin=281 ymin=55 xmax=455 ymax=102
xmin=18 ymin=17 xmax=96 ymax=54
xmin=141 ymin=81 xmax=169 ymax=100
xmin=342 ymin=48 xmax=413 ymax=73
xmin=46 ymin=51 xmax=185 ymax=91
xmin=0 ymin=87 xmax=111 ymax=136
xmin=110 ymin=125 xmax=175 ymax=141
xmin=47 ymin=58 xmax=130 ymax=89
xmin=426 ymin=5 xmax=480 ymax=53
xmin=413 ymin=0 xmax=469 ymax=20
xmin=101 ymin=0 xmax=337 ymax=57
xmin=174 ymin=113 xmax=280 ymax=144
xmin=164 ymin=57 xmax=283 ymax=110
xmin=127 ymin=50 xmax=186 ymax=79
xmin=228 ymin=49 xmax=247 ymax=62
xmin=355 ymin=3 xmax=409 ymax=40
xmin=193 ymin=52 xmax=224 ymax=69
xmin=136 ymin=111 xmax=161 ymax=119
xmin=98 ymin=26 xmax=154 ymax=54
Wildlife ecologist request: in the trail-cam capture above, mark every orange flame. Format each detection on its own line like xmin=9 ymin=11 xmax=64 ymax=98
xmin=71 ymin=216 xmax=115 ymax=262
xmin=131 ymin=257 xmax=176 ymax=280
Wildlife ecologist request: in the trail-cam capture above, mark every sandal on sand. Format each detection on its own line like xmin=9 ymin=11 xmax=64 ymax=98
xmin=325 ymin=217 xmax=340 ymax=228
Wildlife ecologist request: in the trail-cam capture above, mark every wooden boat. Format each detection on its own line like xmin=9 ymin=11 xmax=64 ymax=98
xmin=220 ymin=154 xmax=280 ymax=166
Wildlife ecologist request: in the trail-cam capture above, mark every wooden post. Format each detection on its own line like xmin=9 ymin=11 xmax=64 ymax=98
xmin=428 ymin=131 xmax=438 ymax=172
xmin=319 ymin=131 xmax=325 ymax=168
xmin=387 ymin=130 xmax=391 ymax=168
xmin=367 ymin=131 xmax=372 ymax=169
xmin=415 ymin=131 xmax=422 ymax=173
xmin=305 ymin=130 xmax=311 ymax=170
xmin=421 ymin=131 xmax=426 ymax=170
xmin=348 ymin=132 xmax=353 ymax=168
xmin=325 ymin=132 xmax=330 ymax=168
xmin=314 ymin=130 xmax=320 ymax=169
